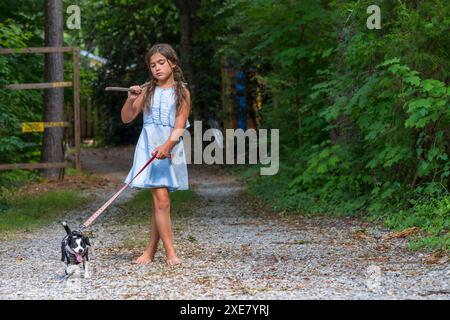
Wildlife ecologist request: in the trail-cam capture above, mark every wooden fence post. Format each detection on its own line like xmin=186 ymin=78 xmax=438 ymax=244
xmin=73 ymin=47 xmax=81 ymax=178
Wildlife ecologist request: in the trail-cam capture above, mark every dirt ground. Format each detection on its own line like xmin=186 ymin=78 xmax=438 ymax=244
xmin=0 ymin=146 xmax=448 ymax=300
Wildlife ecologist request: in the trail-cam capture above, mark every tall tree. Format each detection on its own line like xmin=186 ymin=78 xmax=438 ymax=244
xmin=175 ymin=0 xmax=200 ymax=121
xmin=41 ymin=0 xmax=64 ymax=179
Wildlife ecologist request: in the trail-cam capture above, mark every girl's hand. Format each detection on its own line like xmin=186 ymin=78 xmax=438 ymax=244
xmin=152 ymin=143 xmax=173 ymax=160
xmin=127 ymin=85 xmax=142 ymax=101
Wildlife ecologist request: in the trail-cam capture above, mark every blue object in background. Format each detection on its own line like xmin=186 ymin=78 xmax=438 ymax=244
xmin=235 ymin=70 xmax=246 ymax=130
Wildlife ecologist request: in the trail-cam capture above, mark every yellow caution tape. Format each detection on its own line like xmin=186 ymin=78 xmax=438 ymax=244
xmin=21 ymin=122 xmax=70 ymax=133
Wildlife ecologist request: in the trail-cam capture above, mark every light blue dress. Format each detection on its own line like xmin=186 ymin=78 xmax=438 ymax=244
xmin=124 ymin=86 xmax=190 ymax=192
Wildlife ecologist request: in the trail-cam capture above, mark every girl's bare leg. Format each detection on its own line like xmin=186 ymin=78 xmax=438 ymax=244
xmin=133 ymin=192 xmax=160 ymax=264
xmin=151 ymin=187 xmax=182 ymax=266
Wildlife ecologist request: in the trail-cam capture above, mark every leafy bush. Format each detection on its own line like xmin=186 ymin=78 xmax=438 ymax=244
xmin=218 ymin=0 xmax=449 ymax=251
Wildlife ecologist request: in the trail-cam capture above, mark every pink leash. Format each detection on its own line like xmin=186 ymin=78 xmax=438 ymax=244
xmin=79 ymin=152 xmax=158 ymax=231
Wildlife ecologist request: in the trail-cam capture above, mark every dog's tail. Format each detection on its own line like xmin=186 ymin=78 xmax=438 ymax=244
xmin=62 ymin=221 xmax=71 ymax=235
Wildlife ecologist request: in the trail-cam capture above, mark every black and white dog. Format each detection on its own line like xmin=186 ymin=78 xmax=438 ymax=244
xmin=61 ymin=221 xmax=91 ymax=279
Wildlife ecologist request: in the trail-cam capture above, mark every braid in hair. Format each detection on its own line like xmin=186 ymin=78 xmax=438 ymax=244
xmin=173 ymin=64 xmax=189 ymax=117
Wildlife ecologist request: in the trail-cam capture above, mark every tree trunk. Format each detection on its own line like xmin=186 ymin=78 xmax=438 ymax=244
xmin=175 ymin=0 xmax=200 ymax=121
xmin=41 ymin=0 xmax=64 ymax=180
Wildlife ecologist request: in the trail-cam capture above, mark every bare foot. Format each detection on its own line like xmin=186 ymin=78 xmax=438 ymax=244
xmin=166 ymin=256 xmax=182 ymax=266
xmin=132 ymin=251 xmax=155 ymax=265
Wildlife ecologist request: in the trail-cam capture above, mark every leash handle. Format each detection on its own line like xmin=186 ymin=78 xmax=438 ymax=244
xmin=80 ymin=152 xmax=158 ymax=230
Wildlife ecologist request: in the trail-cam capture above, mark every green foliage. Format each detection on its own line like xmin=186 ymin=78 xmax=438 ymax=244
xmin=371 ymin=195 xmax=450 ymax=251
xmin=0 ymin=20 xmax=44 ymax=168
xmin=0 ymin=189 xmax=90 ymax=234
xmin=0 ymin=3 xmax=101 ymax=185
xmin=218 ymin=0 xmax=449 ymax=251
xmin=0 ymin=170 xmax=40 ymax=189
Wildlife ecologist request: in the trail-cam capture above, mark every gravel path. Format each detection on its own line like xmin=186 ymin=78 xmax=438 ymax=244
xmin=0 ymin=147 xmax=448 ymax=299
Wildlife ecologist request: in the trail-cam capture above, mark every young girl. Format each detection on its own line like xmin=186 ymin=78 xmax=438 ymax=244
xmin=121 ymin=43 xmax=191 ymax=266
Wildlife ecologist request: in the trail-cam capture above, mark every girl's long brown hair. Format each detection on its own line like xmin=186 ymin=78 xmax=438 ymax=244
xmin=142 ymin=43 xmax=189 ymax=118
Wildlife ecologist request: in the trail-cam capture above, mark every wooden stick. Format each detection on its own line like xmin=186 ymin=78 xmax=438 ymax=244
xmin=105 ymin=87 xmax=131 ymax=92
xmin=105 ymin=82 xmax=151 ymax=92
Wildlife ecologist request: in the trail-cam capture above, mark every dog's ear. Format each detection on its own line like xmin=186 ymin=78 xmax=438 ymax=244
xmin=85 ymin=237 xmax=91 ymax=246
